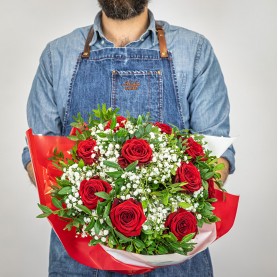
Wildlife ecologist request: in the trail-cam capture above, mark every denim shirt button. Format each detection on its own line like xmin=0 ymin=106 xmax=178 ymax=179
xmin=101 ymin=40 xmax=105 ymax=45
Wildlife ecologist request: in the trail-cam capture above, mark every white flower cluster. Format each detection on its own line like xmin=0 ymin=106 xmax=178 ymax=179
xmin=143 ymin=201 xmax=171 ymax=232
xmin=62 ymin=165 xmax=85 ymax=210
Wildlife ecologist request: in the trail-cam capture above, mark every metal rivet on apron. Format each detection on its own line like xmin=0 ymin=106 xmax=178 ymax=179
xmin=83 ymin=52 xmax=89 ymax=56
xmin=157 ymin=70 xmax=161 ymax=75
xmin=112 ymin=70 xmax=117 ymax=75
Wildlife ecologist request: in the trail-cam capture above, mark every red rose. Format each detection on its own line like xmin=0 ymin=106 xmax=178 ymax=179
xmin=76 ymin=138 xmax=98 ymax=165
xmin=154 ymin=122 xmax=172 ymax=134
xmin=109 ymin=198 xmax=147 ymax=237
xmin=70 ymin=123 xmax=88 ymax=136
xmin=185 ymin=137 xmax=205 ymax=159
xmin=175 ymin=162 xmax=202 ymax=193
xmin=118 ymin=138 xmax=152 ymax=168
xmin=207 ymin=178 xmax=216 ymax=199
xmin=104 ymin=116 xmax=127 ymax=131
xmin=118 ymin=156 xmax=130 ymax=168
xmin=165 ymin=208 xmax=198 ymax=241
xmin=79 ymin=177 xmax=112 ymax=209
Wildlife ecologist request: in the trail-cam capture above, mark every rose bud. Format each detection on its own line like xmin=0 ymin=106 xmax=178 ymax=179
xmin=154 ymin=122 xmax=172 ymax=135
xmin=104 ymin=116 xmax=127 ymax=132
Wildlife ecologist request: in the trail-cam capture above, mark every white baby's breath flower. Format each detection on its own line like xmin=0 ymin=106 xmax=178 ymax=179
xmin=143 ymin=225 xmax=149 ymax=230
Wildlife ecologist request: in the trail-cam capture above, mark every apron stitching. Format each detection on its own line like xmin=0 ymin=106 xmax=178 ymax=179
xmin=112 ymin=71 xmax=116 ymax=109
xmin=158 ymin=70 xmax=163 ymax=122
xmin=168 ymin=52 xmax=185 ymax=129
xmin=62 ymin=54 xmax=82 ymax=136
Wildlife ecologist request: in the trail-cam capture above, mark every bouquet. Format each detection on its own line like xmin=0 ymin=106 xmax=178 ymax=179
xmin=27 ymin=105 xmax=239 ymax=274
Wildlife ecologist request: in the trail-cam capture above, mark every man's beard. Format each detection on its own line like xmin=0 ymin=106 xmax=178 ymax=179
xmin=98 ymin=0 xmax=149 ymax=20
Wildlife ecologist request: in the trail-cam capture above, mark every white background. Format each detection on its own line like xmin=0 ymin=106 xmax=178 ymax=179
xmin=0 ymin=0 xmax=276 ymax=276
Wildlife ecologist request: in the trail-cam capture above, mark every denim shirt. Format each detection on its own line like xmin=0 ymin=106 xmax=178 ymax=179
xmin=22 ymin=10 xmax=235 ymax=173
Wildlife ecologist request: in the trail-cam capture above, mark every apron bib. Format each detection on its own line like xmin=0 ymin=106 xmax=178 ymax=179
xmin=62 ymin=24 xmax=184 ymax=136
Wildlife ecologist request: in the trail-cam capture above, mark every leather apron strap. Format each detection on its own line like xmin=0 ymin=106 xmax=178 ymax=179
xmin=81 ymin=23 xmax=168 ymax=59
xmin=155 ymin=23 xmax=169 ymax=58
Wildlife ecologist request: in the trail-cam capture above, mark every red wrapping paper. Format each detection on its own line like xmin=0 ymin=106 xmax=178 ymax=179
xmin=26 ymin=129 xmax=239 ymax=274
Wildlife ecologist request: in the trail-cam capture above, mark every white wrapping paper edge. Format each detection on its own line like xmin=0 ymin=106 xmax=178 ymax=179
xmin=203 ymin=135 xmax=235 ymax=158
xmin=101 ymin=223 xmax=217 ymax=268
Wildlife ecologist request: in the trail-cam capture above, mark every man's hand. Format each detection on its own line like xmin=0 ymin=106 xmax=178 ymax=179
xmin=217 ymin=157 xmax=230 ymax=184
xmin=26 ymin=162 xmax=36 ymax=185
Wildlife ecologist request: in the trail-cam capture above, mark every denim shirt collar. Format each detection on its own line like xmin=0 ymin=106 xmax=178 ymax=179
xmin=90 ymin=10 xmax=158 ymax=46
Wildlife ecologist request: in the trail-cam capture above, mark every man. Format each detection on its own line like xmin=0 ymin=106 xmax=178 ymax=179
xmin=23 ymin=1 xmax=235 ymax=276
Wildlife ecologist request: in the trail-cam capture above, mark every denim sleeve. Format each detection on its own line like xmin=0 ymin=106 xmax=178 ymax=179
xmin=188 ymin=36 xmax=235 ymax=174
xmin=22 ymin=43 xmax=62 ymax=169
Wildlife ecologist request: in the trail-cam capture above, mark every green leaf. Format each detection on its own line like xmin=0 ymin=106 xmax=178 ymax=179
xmin=142 ymin=229 xmax=153 ymax=235
xmin=141 ymin=200 xmax=148 ymax=209
xmin=168 ymin=232 xmax=178 ymax=242
xmin=96 ymin=132 xmax=107 ymax=138
xmin=204 ymin=172 xmax=215 ymax=180
xmin=110 ymin=115 xmax=117 ymax=130
xmin=145 ymin=124 xmax=152 ymax=133
xmin=103 ymin=160 xmax=121 ymax=169
xmin=36 ymin=213 xmax=50 ymax=218
xmin=114 ymin=230 xmax=132 ymax=242
xmin=57 ymin=179 xmax=71 ymax=187
xmin=58 ymin=186 xmax=72 ymax=195
xmin=103 ymin=202 xmax=112 ymax=219
xmin=178 ymin=202 xmax=192 ymax=209
xmin=162 ymin=191 xmax=169 ymax=206
xmin=94 ymin=220 xmax=101 ymax=235
xmin=57 ymin=210 xmax=66 ymax=217
xmin=85 ymin=218 xmax=95 ymax=232
xmin=202 ymin=180 xmax=208 ymax=190
xmin=94 ymin=191 xmax=111 ymax=200
xmin=214 ymin=163 xmax=225 ymax=171
xmin=38 ymin=203 xmax=52 ymax=214
xmin=105 ymin=216 xmax=113 ymax=228
xmin=68 ymin=135 xmax=80 ymax=141
xmin=96 ymin=202 xmax=104 ymax=215
xmin=181 ymin=233 xmax=195 ymax=243
xmin=76 ymin=204 xmax=92 ymax=215
xmin=125 ymin=161 xmax=138 ymax=172
xmin=106 ymin=171 xmax=123 ymax=178
xmin=108 ymin=235 xmax=117 ymax=246
xmin=52 ymin=198 xmax=63 ymax=209
xmin=157 ymin=245 xmax=168 ymax=254
xmin=126 ymin=244 xmax=134 ymax=252
xmin=89 ymin=239 xmax=99 ymax=246
xmin=137 ymin=115 xmax=143 ymax=125
xmin=133 ymin=239 xmax=146 ymax=249
xmin=78 ymin=159 xmax=85 ymax=168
